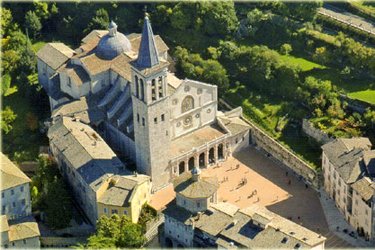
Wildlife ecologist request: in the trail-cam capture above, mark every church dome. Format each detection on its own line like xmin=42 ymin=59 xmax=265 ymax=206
xmin=96 ymin=21 xmax=132 ymax=60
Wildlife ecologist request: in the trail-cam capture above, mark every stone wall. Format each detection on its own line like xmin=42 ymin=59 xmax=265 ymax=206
xmin=302 ymin=119 xmax=333 ymax=144
xmin=41 ymin=237 xmax=86 ymax=248
xmin=219 ymin=99 xmax=320 ymax=189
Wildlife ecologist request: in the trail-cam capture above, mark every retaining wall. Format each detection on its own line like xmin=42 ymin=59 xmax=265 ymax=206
xmin=219 ymin=99 xmax=320 ymax=189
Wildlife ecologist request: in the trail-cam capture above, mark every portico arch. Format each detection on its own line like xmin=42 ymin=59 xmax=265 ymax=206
xmin=179 ymin=161 xmax=185 ymax=175
xmin=188 ymin=157 xmax=195 ymax=170
xmin=218 ymin=144 xmax=224 ymax=160
xmin=199 ymin=152 xmax=205 ymax=168
xmin=209 ymin=148 xmax=215 ymax=164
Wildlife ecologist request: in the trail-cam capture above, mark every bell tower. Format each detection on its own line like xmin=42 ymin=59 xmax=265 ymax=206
xmin=131 ymin=13 xmax=171 ymax=190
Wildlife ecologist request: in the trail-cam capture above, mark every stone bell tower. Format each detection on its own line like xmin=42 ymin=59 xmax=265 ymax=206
xmin=131 ymin=13 xmax=171 ymax=190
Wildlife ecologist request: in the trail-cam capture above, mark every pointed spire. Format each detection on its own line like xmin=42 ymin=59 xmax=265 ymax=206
xmin=136 ymin=13 xmax=159 ymax=69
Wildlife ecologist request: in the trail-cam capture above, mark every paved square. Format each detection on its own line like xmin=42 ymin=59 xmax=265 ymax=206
xmin=150 ymin=146 xmax=351 ymax=248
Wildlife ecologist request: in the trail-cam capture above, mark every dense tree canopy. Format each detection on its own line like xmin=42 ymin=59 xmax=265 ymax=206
xmin=81 ymin=214 xmax=146 ymax=248
xmin=174 ymin=46 xmax=230 ymax=94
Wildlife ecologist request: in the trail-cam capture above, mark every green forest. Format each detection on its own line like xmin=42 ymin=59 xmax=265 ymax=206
xmin=1 ymin=1 xmax=375 ymax=169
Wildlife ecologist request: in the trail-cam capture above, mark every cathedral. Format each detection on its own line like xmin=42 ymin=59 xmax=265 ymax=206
xmin=37 ymin=14 xmax=250 ymax=191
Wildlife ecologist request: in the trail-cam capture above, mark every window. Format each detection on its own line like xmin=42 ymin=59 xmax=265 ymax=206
xmin=142 ymin=118 xmax=145 ymax=126
xmin=154 ymin=117 xmax=157 ymax=124
xmin=104 ymin=208 xmax=108 ymax=214
xmin=124 ymin=210 xmax=128 ymax=215
xmin=21 ymin=199 xmax=25 ymax=206
xmin=161 ymin=114 xmax=165 ymax=122
xmin=183 ymin=200 xmax=186 ymax=205
xmin=11 ymin=190 xmax=14 ymax=195
xmin=67 ymin=78 xmax=72 ymax=88
xmin=197 ymin=202 xmax=201 ymax=208
xmin=135 ymin=75 xmax=139 ymax=98
xmin=112 ymin=209 xmax=118 ymax=214
xmin=158 ymin=77 xmax=163 ymax=98
xmin=151 ymin=79 xmax=157 ymax=101
xmin=1 ymin=192 xmax=4 ymax=198
xmin=137 ymin=113 xmax=140 ymax=123
xmin=12 ymin=202 xmax=16 ymax=208
xmin=281 ymin=237 xmax=288 ymax=243
xmin=2 ymin=205 xmax=5 ymax=212
xmin=23 ymin=239 xmax=26 ymax=244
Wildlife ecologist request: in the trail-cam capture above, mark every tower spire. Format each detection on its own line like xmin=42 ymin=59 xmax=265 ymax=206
xmin=136 ymin=13 xmax=159 ymax=69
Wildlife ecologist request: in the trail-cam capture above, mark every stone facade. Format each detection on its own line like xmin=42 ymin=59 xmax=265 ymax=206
xmin=37 ymin=16 xmax=250 ymax=193
xmin=322 ymin=138 xmax=375 ymax=241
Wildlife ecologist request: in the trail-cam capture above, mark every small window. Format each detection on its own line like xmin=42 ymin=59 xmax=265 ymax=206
xmin=137 ymin=114 xmax=140 ymax=123
xmin=104 ymin=208 xmax=108 ymax=213
xmin=154 ymin=117 xmax=157 ymax=124
xmin=12 ymin=202 xmax=16 ymax=208
xmin=67 ymin=78 xmax=72 ymax=88
xmin=183 ymin=200 xmax=186 ymax=205
xmin=11 ymin=190 xmax=14 ymax=195
xmin=294 ymin=243 xmax=301 ymax=249
xmin=197 ymin=202 xmax=200 ymax=208
xmin=23 ymin=239 xmax=26 ymax=244
xmin=20 ymin=186 xmax=24 ymax=192
xmin=124 ymin=210 xmax=128 ymax=215
xmin=21 ymin=199 xmax=25 ymax=206
xmin=1 ymin=192 xmax=4 ymax=198
xmin=112 ymin=209 xmax=118 ymax=214
xmin=142 ymin=118 xmax=145 ymax=126
xmin=281 ymin=237 xmax=288 ymax=243
xmin=2 ymin=205 xmax=5 ymax=212
xmin=161 ymin=114 xmax=165 ymax=121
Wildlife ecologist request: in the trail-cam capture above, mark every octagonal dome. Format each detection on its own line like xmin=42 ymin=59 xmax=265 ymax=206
xmin=96 ymin=21 xmax=132 ymax=60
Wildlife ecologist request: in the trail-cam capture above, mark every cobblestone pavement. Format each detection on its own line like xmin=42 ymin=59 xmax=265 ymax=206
xmin=319 ymin=4 xmax=375 ymax=36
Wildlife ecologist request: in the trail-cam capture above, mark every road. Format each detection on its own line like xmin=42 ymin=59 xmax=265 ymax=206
xmin=319 ymin=4 xmax=375 ymax=36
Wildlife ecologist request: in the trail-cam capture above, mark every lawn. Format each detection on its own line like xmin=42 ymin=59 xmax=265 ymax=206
xmin=348 ymin=90 xmax=375 ymax=105
xmin=280 ymin=54 xmax=326 ymax=71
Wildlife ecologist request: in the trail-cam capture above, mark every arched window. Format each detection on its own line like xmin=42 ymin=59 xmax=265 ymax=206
xmin=158 ymin=76 xmax=163 ymax=98
xmin=181 ymin=96 xmax=194 ymax=113
xmin=140 ymin=79 xmax=144 ymax=101
xmin=151 ymin=79 xmax=156 ymax=101
xmin=135 ymin=75 xmax=139 ymax=98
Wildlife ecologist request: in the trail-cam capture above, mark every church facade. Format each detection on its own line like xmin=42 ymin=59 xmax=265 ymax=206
xmin=37 ymin=15 xmax=250 ymax=191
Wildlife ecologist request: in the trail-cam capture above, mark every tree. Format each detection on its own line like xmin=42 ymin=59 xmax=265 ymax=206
xmin=83 ymin=214 xmax=146 ymax=248
xmin=44 ymin=177 xmax=73 ymax=229
xmin=174 ymin=47 xmax=229 ymax=94
xmin=85 ymin=8 xmax=109 ymax=34
xmin=312 ymin=46 xmax=331 ymax=65
xmin=25 ymin=11 xmax=42 ymax=39
xmin=280 ymin=43 xmax=292 ymax=55
xmin=1 ymin=8 xmax=13 ymax=36
xmin=1 ymin=106 xmax=17 ymax=134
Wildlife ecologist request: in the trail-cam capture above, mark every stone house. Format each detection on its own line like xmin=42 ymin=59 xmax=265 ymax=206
xmin=47 ymin=116 xmax=151 ymax=224
xmin=0 ymin=154 xmax=41 ymax=248
xmin=322 ymin=137 xmax=375 ymax=240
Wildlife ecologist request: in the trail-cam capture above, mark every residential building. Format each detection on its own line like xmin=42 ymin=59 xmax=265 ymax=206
xmin=1 ymin=153 xmax=32 ymax=220
xmin=37 ymin=14 xmax=250 ymax=192
xmin=47 ymin=116 xmax=150 ymax=224
xmin=163 ymin=167 xmax=326 ymax=249
xmin=322 ymin=137 xmax=375 ymax=240
xmin=0 ymin=154 xmax=41 ymax=248
xmin=0 ymin=215 xmax=41 ymax=249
